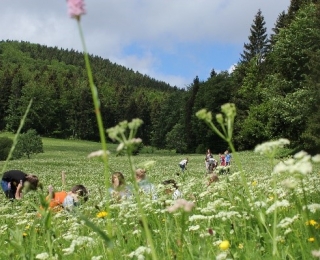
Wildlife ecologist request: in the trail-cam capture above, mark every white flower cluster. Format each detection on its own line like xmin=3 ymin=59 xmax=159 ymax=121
xmin=303 ymin=203 xmax=320 ymax=213
xmin=128 ymin=246 xmax=151 ymax=259
xmin=35 ymin=253 xmax=49 ymax=260
xmin=273 ymin=151 xmax=313 ymax=175
xmin=189 ymin=214 xmax=209 ymax=221
xmin=62 ymin=236 xmax=94 ymax=255
xmin=254 ymin=139 xmax=290 ymax=156
xmin=277 ymin=214 xmax=300 ymax=228
xmin=266 ymin=200 xmax=290 ymax=214
xmin=91 ymin=256 xmax=103 ymax=260
xmin=188 ymin=225 xmax=200 ymax=231
xmin=214 ymin=210 xmax=242 ymax=221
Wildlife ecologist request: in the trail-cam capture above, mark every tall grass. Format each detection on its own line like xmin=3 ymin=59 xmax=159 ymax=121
xmin=0 ymin=137 xmax=320 ymax=259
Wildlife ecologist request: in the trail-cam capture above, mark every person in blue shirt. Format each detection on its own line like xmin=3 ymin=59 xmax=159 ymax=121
xmin=135 ymin=168 xmax=157 ymax=200
xmin=225 ymin=150 xmax=232 ymax=166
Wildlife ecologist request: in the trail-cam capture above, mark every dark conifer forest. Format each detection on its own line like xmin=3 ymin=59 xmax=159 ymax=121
xmin=1 ymin=0 xmax=320 ymax=153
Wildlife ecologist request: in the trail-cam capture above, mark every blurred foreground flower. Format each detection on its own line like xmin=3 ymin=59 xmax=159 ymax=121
xmin=97 ymin=211 xmax=108 ymax=218
xmin=35 ymin=252 xmax=49 ymax=260
xmin=67 ymin=0 xmax=86 ymax=19
xmin=87 ymin=150 xmax=110 ymax=159
xmin=306 ymin=220 xmax=318 ymax=226
xmin=254 ymin=138 xmax=290 ymax=157
xmin=128 ymin=246 xmax=151 ymax=259
xmin=167 ymin=199 xmax=195 ymax=213
xmin=312 ymin=249 xmax=320 ymax=257
xmin=219 ymin=240 xmax=230 ymax=250
xmin=273 ymin=150 xmax=313 ymax=175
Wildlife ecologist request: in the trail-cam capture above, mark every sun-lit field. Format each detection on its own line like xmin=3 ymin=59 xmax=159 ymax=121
xmin=1 ymin=135 xmax=320 ymax=260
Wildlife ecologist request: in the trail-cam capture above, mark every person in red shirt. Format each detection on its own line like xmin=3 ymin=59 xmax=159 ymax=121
xmin=219 ymin=153 xmax=226 ymax=166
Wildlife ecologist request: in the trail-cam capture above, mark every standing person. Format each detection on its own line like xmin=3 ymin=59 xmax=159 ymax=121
xmin=225 ymin=150 xmax=232 ymax=166
xmin=219 ymin=153 xmax=226 ymax=166
xmin=205 ymin=149 xmax=213 ymax=171
xmin=207 ymin=157 xmax=217 ymax=173
xmin=179 ymin=158 xmax=188 ymax=173
xmin=1 ymin=170 xmax=39 ymax=199
xmin=108 ymin=172 xmax=132 ymax=201
xmin=135 ymin=168 xmax=157 ymax=200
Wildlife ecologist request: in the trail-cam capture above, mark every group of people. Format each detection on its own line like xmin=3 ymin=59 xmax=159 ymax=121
xmin=1 ymin=169 xmax=88 ymax=211
xmin=108 ymin=168 xmax=182 ymax=201
xmin=1 ymin=167 xmax=184 ymax=211
xmin=205 ymin=149 xmax=232 ymax=173
xmin=1 ymin=150 xmax=229 ymax=209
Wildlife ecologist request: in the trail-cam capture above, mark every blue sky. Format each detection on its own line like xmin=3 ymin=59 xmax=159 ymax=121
xmin=1 ymin=0 xmax=290 ymax=88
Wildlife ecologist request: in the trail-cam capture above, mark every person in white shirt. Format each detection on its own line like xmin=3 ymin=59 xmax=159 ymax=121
xmin=162 ymin=179 xmax=182 ymax=200
xmin=178 ymin=158 xmax=188 ymax=173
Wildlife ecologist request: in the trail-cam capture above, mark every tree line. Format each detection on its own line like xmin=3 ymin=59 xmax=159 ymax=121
xmin=0 ymin=0 xmax=319 ymax=154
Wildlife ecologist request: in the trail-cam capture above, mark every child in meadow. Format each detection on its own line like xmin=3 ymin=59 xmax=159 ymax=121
xmin=205 ymin=149 xmax=213 ymax=171
xmin=207 ymin=173 xmax=219 ymax=186
xmin=207 ymin=157 xmax=217 ymax=173
xmin=108 ymin=171 xmax=132 ymax=201
xmin=225 ymin=150 xmax=232 ymax=166
xmin=135 ymin=168 xmax=157 ymax=200
xmin=219 ymin=153 xmax=226 ymax=166
xmin=162 ymin=179 xmax=182 ymax=200
xmin=1 ymin=170 xmax=39 ymax=200
xmin=46 ymin=184 xmax=88 ymax=211
xmin=178 ymin=158 xmax=188 ymax=173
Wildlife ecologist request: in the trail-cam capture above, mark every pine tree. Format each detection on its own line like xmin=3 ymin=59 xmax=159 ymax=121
xmin=286 ymin=0 xmax=305 ymax=23
xmin=268 ymin=11 xmax=287 ymax=49
xmin=240 ymin=9 xmax=268 ymax=64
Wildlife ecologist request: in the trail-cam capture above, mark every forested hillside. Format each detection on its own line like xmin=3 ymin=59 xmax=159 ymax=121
xmin=0 ymin=0 xmax=319 ymax=153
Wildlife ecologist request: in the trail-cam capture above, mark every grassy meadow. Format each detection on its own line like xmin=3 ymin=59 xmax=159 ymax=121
xmin=1 ymin=133 xmax=320 ymax=260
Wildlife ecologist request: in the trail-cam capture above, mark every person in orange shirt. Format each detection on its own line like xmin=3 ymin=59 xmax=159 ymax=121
xmin=46 ymin=184 xmax=88 ymax=211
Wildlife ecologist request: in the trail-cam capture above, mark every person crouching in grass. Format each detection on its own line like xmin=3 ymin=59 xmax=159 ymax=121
xmin=1 ymin=169 xmax=39 ymax=200
xmin=207 ymin=173 xmax=219 ymax=187
xmin=162 ymin=179 xmax=182 ymax=200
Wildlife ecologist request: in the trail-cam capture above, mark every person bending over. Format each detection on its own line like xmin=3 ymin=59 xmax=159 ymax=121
xmin=1 ymin=170 xmax=39 ymax=200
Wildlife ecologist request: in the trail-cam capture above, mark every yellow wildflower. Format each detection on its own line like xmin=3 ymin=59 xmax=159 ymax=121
xmin=97 ymin=211 xmax=108 ymax=218
xmin=308 ymin=237 xmax=315 ymax=242
xmin=219 ymin=240 xmax=230 ymax=250
xmin=306 ymin=220 xmax=318 ymax=226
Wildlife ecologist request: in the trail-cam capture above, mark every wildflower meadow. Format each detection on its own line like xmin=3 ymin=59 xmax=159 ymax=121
xmin=1 ymin=1 xmax=320 ymax=259
xmin=1 ymin=133 xmax=320 ymax=260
